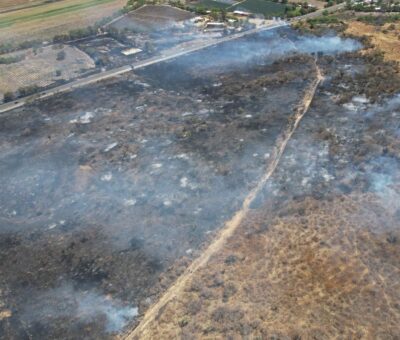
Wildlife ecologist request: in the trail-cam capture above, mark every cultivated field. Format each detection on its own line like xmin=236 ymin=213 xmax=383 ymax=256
xmin=0 ymin=0 xmax=54 ymax=13
xmin=0 ymin=45 xmax=95 ymax=99
xmin=230 ymin=0 xmax=286 ymax=17
xmin=111 ymin=5 xmax=195 ymax=32
xmin=191 ymin=0 xmax=232 ymax=10
xmin=191 ymin=0 xmax=287 ymax=16
xmin=0 ymin=0 xmax=126 ymax=44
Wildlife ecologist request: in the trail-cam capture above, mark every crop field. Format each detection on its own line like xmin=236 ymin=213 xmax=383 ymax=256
xmin=111 ymin=5 xmax=195 ymax=32
xmin=0 ymin=0 xmax=126 ymax=44
xmin=230 ymin=0 xmax=286 ymax=17
xmin=0 ymin=0 xmax=54 ymax=13
xmin=191 ymin=0 xmax=286 ymax=15
xmin=191 ymin=0 xmax=232 ymax=10
xmin=0 ymin=45 xmax=95 ymax=99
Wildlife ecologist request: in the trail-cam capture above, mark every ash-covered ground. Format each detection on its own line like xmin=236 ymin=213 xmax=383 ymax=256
xmin=129 ymin=45 xmax=400 ymax=339
xmin=0 ymin=28 xmax=362 ymax=339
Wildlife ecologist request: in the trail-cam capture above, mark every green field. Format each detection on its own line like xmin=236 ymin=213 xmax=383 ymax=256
xmin=191 ymin=0 xmax=232 ymax=10
xmin=191 ymin=0 xmax=286 ymax=17
xmin=0 ymin=0 xmax=126 ymax=44
xmin=231 ymin=0 xmax=286 ymax=17
xmin=0 ymin=0 xmax=115 ymax=28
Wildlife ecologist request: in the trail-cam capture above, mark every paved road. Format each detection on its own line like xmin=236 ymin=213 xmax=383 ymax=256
xmin=0 ymin=4 xmax=345 ymax=114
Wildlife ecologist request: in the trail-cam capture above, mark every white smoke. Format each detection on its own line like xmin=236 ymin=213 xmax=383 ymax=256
xmin=21 ymin=284 xmax=138 ymax=333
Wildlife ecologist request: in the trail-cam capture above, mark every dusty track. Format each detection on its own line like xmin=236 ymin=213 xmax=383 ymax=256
xmin=121 ymin=60 xmax=324 ymax=340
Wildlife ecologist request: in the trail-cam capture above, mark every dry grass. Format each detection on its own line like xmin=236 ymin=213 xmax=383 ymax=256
xmin=0 ymin=45 xmax=94 ymax=97
xmin=0 ymin=0 xmax=126 ymax=44
xmin=346 ymin=20 xmax=400 ymax=62
xmin=133 ymin=194 xmax=400 ymax=339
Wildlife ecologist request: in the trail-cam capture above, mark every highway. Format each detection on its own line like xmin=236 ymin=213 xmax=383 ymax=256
xmin=0 ymin=3 xmax=345 ymax=114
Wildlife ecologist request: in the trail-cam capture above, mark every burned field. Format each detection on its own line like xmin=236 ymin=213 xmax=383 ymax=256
xmin=0 ymin=27 xmax=383 ymax=339
xmin=127 ymin=49 xmax=400 ymax=338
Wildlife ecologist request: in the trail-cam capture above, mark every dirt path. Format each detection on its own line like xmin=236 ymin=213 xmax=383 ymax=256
xmin=121 ymin=60 xmax=324 ymax=340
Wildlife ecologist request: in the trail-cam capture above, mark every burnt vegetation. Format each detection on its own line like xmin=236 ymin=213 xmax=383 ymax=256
xmin=1 ymin=19 xmax=400 ymax=339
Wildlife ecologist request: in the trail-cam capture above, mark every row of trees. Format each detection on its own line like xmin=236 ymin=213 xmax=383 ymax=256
xmin=356 ymin=13 xmax=400 ymax=24
xmin=0 ymin=40 xmax=42 ymax=55
xmin=124 ymin=0 xmax=149 ymax=12
xmin=0 ymin=54 xmax=25 ymax=65
xmin=3 ymin=85 xmax=40 ymax=103
xmin=284 ymin=1 xmax=318 ymax=17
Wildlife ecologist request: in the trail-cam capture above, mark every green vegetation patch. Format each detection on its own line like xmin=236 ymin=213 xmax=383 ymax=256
xmin=191 ymin=0 xmax=231 ymax=10
xmin=0 ymin=0 xmax=115 ymax=28
xmin=307 ymin=15 xmax=340 ymax=25
xmin=357 ymin=14 xmax=400 ymax=26
xmin=0 ymin=54 xmax=25 ymax=64
xmin=230 ymin=0 xmax=286 ymax=17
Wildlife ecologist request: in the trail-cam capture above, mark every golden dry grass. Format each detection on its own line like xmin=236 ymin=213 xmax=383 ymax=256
xmin=133 ymin=194 xmax=400 ymax=339
xmin=0 ymin=0 xmax=126 ymax=44
xmin=0 ymin=45 xmax=95 ymax=96
xmin=346 ymin=21 xmax=400 ymax=62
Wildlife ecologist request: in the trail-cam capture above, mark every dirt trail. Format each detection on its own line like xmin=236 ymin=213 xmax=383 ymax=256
xmin=121 ymin=60 xmax=324 ymax=340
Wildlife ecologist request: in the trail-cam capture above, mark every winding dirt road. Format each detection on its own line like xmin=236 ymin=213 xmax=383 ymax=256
xmin=121 ymin=59 xmax=324 ymax=340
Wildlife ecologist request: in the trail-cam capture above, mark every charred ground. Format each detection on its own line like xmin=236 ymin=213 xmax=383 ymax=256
xmin=125 ymin=34 xmax=400 ymax=339
xmin=0 ymin=28 xmax=327 ymax=339
xmin=0 ymin=25 xmax=397 ymax=340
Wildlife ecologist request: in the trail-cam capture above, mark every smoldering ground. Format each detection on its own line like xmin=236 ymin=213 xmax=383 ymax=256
xmin=0 ymin=28 xmax=362 ymax=339
xmin=254 ymin=71 xmax=400 ymax=234
xmin=138 ymin=27 xmax=361 ymax=89
xmin=21 ymin=284 xmax=138 ymax=334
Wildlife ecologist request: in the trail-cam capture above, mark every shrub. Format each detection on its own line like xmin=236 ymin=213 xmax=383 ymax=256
xmin=178 ymin=316 xmax=189 ymax=327
xmin=56 ymin=50 xmax=66 ymax=61
xmin=3 ymin=91 xmax=15 ymax=103
xmin=0 ymin=54 xmax=24 ymax=64
xmin=18 ymin=85 xmax=40 ymax=97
